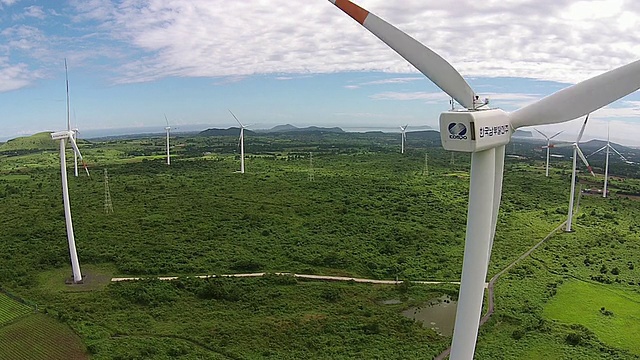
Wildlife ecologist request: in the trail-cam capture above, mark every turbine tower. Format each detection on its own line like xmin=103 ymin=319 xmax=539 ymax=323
xmin=71 ymin=109 xmax=80 ymax=177
xmin=72 ymin=128 xmax=79 ymax=176
xmin=545 ymin=117 xmax=595 ymax=232
xmin=587 ymin=125 xmax=628 ymax=198
xmin=229 ymin=110 xmax=248 ymax=174
xmin=164 ymin=114 xmax=171 ymax=165
xmin=51 ymin=59 xmax=90 ymax=284
xmin=326 ymin=1 xmax=640 ymax=358
xmin=400 ymin=124 xmax=408 ymax=154
xmin=534 ymin=128 xmax=563 ymax=177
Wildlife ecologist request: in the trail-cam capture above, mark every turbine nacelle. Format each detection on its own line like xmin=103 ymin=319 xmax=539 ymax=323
xmin=51 ymin=130 xmax=75 ymax=140
xmin=439 ymin=109 xmax=512 ymax=153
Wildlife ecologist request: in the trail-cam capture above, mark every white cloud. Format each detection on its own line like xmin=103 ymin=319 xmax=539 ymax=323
xmin=361 ymin=77 xmax=424 ymax=86
xmin=0 ymin=62 xmax=40 ymax=92
xmin=21 ymin=6 xmax=47 ymax=20
xmin=0 ymin=0 xmax=19 ymax=6
xmin=371 ymin=91 xmax=450 ymax=102
xmin=61 ymin=0 xmax=640 ymax=85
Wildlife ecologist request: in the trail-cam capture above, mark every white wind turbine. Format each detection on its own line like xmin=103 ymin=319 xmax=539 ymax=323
xmin=72 ymin=110 xmax=80 ymax=177
xmin=164 ymin=114 xmax=171 ymax=165
xmin=544 ymin=116 xmax=595 ymax=232
xmin=587 ymin=125 xmax=628 ymax=198
xmin=534 ymin=128 xmax=563 ymax=177
xmin=229 ymin=110 xmax=247 ymax=174
xmin=400 ymin=124 xmax=408 ymax=154
xmin=51 ymin=59 xmax=90 ymax=284
xmin=326 ymin=1 xmax=640 ymax=359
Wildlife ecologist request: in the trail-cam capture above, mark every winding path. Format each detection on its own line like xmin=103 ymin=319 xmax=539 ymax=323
xmin=112 ymin=272 xmax=471 ymax=287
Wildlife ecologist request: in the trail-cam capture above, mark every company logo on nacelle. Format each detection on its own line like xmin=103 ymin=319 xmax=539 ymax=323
xmin=448 ymin=123 xmax=468 ymax=140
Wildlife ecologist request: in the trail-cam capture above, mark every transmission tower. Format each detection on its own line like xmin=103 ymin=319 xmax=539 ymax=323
xmin=309 ymin=152 xmax=315 ymax=182
xmin=424 ymin=153 xmax=429 ymax=176
xmin=104 ymin=169 xmax=114 ymax=214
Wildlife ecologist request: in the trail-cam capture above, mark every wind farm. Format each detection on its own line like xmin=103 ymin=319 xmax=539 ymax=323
xmin=2 ymin=1 xmax=640 ymax=360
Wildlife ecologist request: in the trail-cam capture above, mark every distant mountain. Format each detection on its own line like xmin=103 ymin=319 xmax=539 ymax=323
xmin=198 ymin=127 xmax=256 ymax=137
xmin=0 ymin=132 xmax=58 ymax=152
xmin=402 ymin=130 xmax=441 ymax=142
xmin=513 ymin=130 xmax=533 ymax=138
xmin=266 ymin=124 xmax=298 ymax=133
xmin=264 ymin=124 xmax=344 ymax=134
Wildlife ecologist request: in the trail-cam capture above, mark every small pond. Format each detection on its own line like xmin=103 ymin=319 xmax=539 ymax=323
xmin=401 ymin=294 xmax=457 ymax=336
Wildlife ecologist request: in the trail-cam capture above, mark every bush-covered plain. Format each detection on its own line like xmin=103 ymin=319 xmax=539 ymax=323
xmin=1 ymin=131 xmax=639 ymax=358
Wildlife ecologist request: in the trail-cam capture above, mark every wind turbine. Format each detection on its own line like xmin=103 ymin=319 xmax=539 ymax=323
xmin=72 ymin=110 xmax=80 ymax=177
xmin=400 ymin=124 xmax=408 ymax=154
xmin=544 ymin=117 xmax=595 ymax=232
xmin=587 ymin=125 xmax=628 ymax=198
xmin=164 ymin=114 xmax=171 ymax=165
xmin=534 ymin=128 xmax=563 ymax=177
xmin=326 ymin=1 xmax=640 ymax=358
xmin=229 ymin=110 xmax=247 ymax=174
xmin=51 ymin=59 xmax=90 ymax=284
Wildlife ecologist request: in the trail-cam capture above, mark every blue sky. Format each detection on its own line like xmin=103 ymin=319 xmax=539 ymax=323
xmin=3 ymin=0 xmax=640 ymax=146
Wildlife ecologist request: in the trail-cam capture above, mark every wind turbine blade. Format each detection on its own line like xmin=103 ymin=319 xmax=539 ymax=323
xmin=67 ymin=134 xmax=90 ymax=176
xmin=68 ymin=135 xmax=83 ymax=160
xmin=576 ymin=146 xmax=595 ymax=176
xmin=534 ymin=128 xmax=549 ymax=140
xmin=587 ymin=145 xmax=607 ymax=158
xmin=609 ymin=145 xmax=628 ymax=161
xmin=328 ymin=0 xmax=476 ymax=109
xmin=576 ymin=115 xmax=589 ymax=143
xmin=164 ymin=114 xmax=170 ymax=127
xmin=65 ymin=58 xmax=71 ymax=132
xmin=549 ymin=131 xmax=564 ymax=140
xmin=228 ymin=109 xmax=244 ymax=127
xmin=509 ymin=59 xmax=640 ymax=128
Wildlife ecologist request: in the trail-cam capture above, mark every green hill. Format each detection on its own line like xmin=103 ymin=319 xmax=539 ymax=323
xmin=0 ymin=132 xmax=57 ymax=152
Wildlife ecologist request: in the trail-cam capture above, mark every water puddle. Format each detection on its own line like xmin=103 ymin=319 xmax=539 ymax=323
xmin=401 ymin=294 xmax=457 ymax=336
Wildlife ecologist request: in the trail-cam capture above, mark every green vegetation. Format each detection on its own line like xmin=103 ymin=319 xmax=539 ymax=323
xmin=0 ymin=132 xmax=57 ymax=152
xmin=543 ymin=280 xmax=640 ymax=355
xmin=0 ymin=130 xmax=639 ymax=358
xmin=0 ymin=293 xmax=32 ymax=325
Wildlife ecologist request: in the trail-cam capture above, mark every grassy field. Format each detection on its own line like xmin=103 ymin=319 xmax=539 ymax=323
xmin=543 ymin=280 xmax=640 ymax=355
xmin=0 ymin=293 xmax=32 ymax=326
xmin=1 ymin=131 xmax=640 ymax=358
xmin=0 ymin=313 xmax=88 ymax=360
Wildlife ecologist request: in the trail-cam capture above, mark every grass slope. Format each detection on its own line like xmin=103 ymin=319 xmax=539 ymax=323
xmin=543 ymin=280 xmax=640 ymax=355
xmin=0 ymin=132 xmax=57 ymax=152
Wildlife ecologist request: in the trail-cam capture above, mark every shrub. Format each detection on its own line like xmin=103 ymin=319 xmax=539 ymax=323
xmin=511 ymin=329 xmax=525 ymax=340
xmin=566 ymin=332 xmax=582 ymax=346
